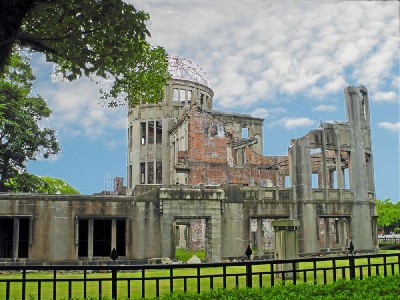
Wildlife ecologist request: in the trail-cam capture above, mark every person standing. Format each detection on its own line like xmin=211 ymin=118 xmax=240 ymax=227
xmin=245 ymin=244 xmax=252 ymax=260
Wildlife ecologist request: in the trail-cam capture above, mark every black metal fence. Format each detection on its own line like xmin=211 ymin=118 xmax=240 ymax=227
xmin=0 ymin=253 xmax=399 ymax=299
xmin=379 ymin=237 xmax=400 ymax=244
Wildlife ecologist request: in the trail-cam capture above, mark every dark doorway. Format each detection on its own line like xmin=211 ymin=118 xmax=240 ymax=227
xmin=78 ymin=219 xmax=89 ymax=257
xmin=93 ymin=219 xmax=111 ymax=257
xmin=116 ymin=220 xmax=126 ymax=256
xmin=0 ymin=219 xmax=13 ymax=258
xmin=18 ymin=218 xmax=29 ymax=258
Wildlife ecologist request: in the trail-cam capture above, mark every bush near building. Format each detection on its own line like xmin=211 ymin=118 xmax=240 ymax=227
xmin=155 ymin=274 xmax=400 ymax=300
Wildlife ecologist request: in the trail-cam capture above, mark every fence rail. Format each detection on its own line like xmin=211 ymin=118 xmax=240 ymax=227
xmin=0 ymin=253 xmax=399 ymax=299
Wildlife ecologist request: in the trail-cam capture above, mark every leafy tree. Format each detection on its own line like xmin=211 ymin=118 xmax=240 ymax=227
xmin=376 ymin=198 xmax=400 ymax=232
xmin=5 ymin=173 xmax=79 ymax=194
xmin=41 ymin=176 xmax=80 ymax=194
xmin=0 ymin=0 xmax=170 ymax=107
xmin=0 ymin=51 xmax=60 ymax=192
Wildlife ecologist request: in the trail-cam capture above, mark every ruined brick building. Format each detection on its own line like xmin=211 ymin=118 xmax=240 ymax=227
xmin=0 ymin=57 xmax=377 ymax=263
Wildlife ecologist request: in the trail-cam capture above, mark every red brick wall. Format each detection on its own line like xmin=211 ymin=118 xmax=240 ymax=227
xmin=182 ymin=109 xmax=288 ymax=187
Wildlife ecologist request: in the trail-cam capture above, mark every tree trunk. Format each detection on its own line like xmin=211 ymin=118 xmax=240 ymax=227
xmin=0 ymin=0 xmax=39 ymax=73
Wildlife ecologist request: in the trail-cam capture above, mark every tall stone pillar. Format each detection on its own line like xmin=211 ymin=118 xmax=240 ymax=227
xmin=206 ymin=217 xmax=222 ymax=263
xmin=324 ymin=218 xmax=330 ymax=250
xmin=256 ymin=218 xmax=264 ymax=257
xmin=344 ymin=86 xmax=375 ymax=251
xmin=272 ymin=219 xmax=300 ymax=279
xmin=88 ymin=219 xmax=94 ymax=260
xmin=12 ymin=218 xmax=19 ymax=260
xmin=161 ymin=215 xmax=175 ymax=259
xmin=338 ymin=218 xmax=346 ymax=250
xmin=289 ymin=136 xmax=319 ymax=254
xmin=111 ymin=219 xmax=117 ymax=250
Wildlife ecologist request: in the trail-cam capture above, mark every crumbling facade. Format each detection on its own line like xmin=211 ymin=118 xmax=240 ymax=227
xmin=0 ymin=57 xmax=377 ymax=264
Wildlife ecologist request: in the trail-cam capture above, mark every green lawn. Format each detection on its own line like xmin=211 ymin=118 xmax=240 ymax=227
xmin=1 ymin=251 xmax=399 ymax=299
xmin=175 ymin=249 xmax=206 ymax=262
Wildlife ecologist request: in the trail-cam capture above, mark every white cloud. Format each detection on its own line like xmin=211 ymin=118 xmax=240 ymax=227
xmin=379 ymin=122 xmax=400 ymax=132
xmin=313 ymin=105 xmax=337 ymax=112
xmin=373 ymin=91 xmax=398 ymax=103
xmin=249 ymin=107 xmax=270 ymax=119
xmin=270 ymin=117 xmax=316 ymax=130
xmin=249 ymin=107 xmax=286 ymax=119
xmin=35 ymin=70 xmax=127 ymax=139
xmin=31 ymin=1 xmax=399 ymax=141
xmin=134 ymin=0 xmax=398 ymax=109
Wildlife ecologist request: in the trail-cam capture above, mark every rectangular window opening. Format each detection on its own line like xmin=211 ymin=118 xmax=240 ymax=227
xmin=140 ymin=163 xmax=145 ymax=184
xmin=284 ymin=175 xmax=290 ymax=188
xmin=241 ymin=128 xmax=249 ymax=138
xmin=173 ymin=88 xmax=179 ymax=102
xmin=180 ymin=89 xmax=186 ymax=102
xmin=156 ymin=121 xmax=162 ymax=144
xmin=140 ymin=122 xmax=146 ymax=145
xmin=147 ymin=162 xmax=154 ymax=184
xmin=343 ymin=168 xmax=350 ymax=189
xmin=148 ymin=121 xmax=154 ymax=144
xmin=129 ymin=165 xmax=132 ymax=188
xmin=331 ymin=170 xmax=337 ymax=188
xmin=156 ymin=161 xmax=162 ymax=184
xmin=312 ymin=173 xmax=319 ymax=188
xmin=187 ymin=90 xmax=192 ymax=102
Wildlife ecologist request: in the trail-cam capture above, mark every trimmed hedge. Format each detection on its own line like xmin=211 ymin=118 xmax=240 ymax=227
xmin=154 ymin=274 xmax=400 ymax=300
xmin=379 ymin=244 xmax=400 ymax=250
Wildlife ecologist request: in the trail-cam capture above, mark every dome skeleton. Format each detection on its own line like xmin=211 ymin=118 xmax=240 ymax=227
xmin=168 ymin=56 xmax=211 ymax=88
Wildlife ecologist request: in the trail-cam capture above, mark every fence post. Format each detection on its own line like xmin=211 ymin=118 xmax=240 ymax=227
xmin=349 ymin=256 xmax=355 ymax=280
xmin=246 ymin=261 xmax=252 ymax=288
xmin=112 ymin=267 xmax=117 ymax=300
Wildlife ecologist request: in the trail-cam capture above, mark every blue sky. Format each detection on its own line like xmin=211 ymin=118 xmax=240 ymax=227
xmin=27 ymin=0 xmax=399 ymax=201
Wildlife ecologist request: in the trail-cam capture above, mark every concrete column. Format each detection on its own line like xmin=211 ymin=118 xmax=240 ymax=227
xmin=321 ymin=131 xmax=327 ymax=188
xmin=206 ymin=217 xmax=222 ymax=263
xmin=12 ymin=218 xmax=19 ymax=260
xmin=289 ymin=136 xmax=319 ymax=254
xmin=161 ymin=215 xmax=175 ymax=259
xmin=256 ymin=218 xmax=264 ymax=257
xmin=338 ymin=218 xmax=346 ymax=250
xmin=111 ymin=219 xmax=117 ymax=250
xmin=88 ymin=219 xmax=93 ymax=260
xmin=272 ymin=219 xmax=300 ymax=279
xmin=344 ymin=86 xmax=374 ymax=250
xmin=324 ymin=218 xmax=330 ymax=250
xmin=335 ymin=147 xmax=343 ymax=189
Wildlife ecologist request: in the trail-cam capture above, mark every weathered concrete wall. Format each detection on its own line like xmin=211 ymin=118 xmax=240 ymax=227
xmin=0 ymin=182 xmax=376 ymax=263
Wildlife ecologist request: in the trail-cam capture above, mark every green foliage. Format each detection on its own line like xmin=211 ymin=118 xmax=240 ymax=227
xmin=41 ymin=176 xmax=80 ymax=194
xmin=376 ymin=199 xmax=400 ymax=229
xmin=379 ymin=244 xmax=400 ymax=250
xmin=2 ymin=0 xmax=170 ymax=107
xmin=394 ymin=228 xmax=400 ymax=234
xmin=5 ymin=173 xmax=48 ymax=193
xmin=5 ymin=173 xmax=79 ymax=194
xmin=155 ymin=275 xmax=400 ymax=300
xmin=0 ymin=51 xmax=60 ymax=191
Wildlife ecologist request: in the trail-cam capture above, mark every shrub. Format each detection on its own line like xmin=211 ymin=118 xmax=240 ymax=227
xmin=380 ymin=244 xmax=400 ymax=250
xmin=393 ymin=228 xmax=400 ymax=234
xmin=155 ymin=275 xmax=400 ymax=300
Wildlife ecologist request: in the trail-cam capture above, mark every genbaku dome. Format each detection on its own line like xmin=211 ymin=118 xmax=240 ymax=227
xmin=0 ymin=57 xmax=377 ymax=263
